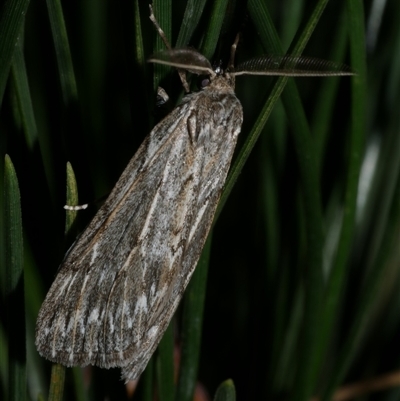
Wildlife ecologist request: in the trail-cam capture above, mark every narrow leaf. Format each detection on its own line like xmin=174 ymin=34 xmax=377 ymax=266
xmin=0 ymin=0 xmax=31 ymax=104
xmin=214 ymin=379 xmax=236 ymax=401
xmin=4 ymin=154 xmax=26 ymax=401
xmin=176 ymin=235 xmax=212 ymax=401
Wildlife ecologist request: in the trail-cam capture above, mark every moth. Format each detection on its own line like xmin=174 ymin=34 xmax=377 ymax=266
xmin=35 ymin=8 xmax=354 ymax=382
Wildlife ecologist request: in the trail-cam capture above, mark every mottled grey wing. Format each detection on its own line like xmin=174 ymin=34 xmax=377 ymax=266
xmin=35 ymin=82 xmax=243 ymax=381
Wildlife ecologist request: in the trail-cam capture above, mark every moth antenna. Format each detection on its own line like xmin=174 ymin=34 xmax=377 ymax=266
xmin=228 ymin=33 xmax=240 ymax=70
xmin=149 ymin=5 xmax=171 ymax=50
xmin=232 ymin=55 xmax=355 ymax=77
xmin=148 ymin=49 xmax=214 ymax=76
xmin=149 ymin=4 xmax=190 ymax=93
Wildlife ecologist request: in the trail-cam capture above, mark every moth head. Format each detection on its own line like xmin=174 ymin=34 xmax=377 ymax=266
xmin=197 ymin=61 xmax=227 ymax=89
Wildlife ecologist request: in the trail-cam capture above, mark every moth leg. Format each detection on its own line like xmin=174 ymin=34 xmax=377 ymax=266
xmin=149 ymin=5 xmax=172 ymax=50
xmin=156 ymin=87 xmax=169 ymax=106
xmin=149 ymin=4 xmax=190 ymax=93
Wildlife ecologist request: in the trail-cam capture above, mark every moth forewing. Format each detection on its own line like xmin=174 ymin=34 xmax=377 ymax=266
xmin=35 ymin=49 xmax=243 ymax=380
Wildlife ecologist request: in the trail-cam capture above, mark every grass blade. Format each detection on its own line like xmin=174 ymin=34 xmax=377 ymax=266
xmin=48 ymin=163 xmax=81 ymax=401
xmin=157 ymin=322 xmax=175 ymax=401
xmin=4 ymin=154 xmax=26 ymax=401
xmin=175 ymin=0 xmax=207 ymax=48
xmin=11 ymin=35 xmax=38 ymax=150
xmin=200 ymin=0 xmax=230 ymax=60
xmin=176 ymin=235 xmax=212 ymax=401
xmin=45 ymin=0 xmax=78 ymax=104
xmin=213 ymin=379 xmax=236 ymax=401
xmin=0 ymin=0 xmax=31 ymax=104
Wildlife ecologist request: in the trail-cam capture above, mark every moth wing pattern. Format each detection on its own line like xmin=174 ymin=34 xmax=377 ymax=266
xmin=35 ymin=76 xmax=243 ymax=381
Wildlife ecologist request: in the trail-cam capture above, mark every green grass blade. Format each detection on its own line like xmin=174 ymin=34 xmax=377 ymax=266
xmin=4 ymin=154 xmax=26 ymax=401
xmin=213 ymin=379 xmax=236 ymax=401
xmin=140 ymin=358 xmax=154 ymax=401
xmin=48 ymin=364 xmax=65 ymax=401
xmin=11 ymin=36 xmax=38 ymax=150
xmin=175 ymin=0 xmax=207 ymax=47
xmin=66 ymin=164 xmax=88 ymax=401
xmin=0 ymin=0 xmax=31 ymax=105
xmin=48 ymin=163 xmax=83 ymax=401
xmin=200 ymin=0 xmax=230 ymax=60
xmin=312 ymin=8 xmax=350 ymax=174
xmin=280 ymin=0 xmax=304 ymax=50
xmin=24 ymin=241 xmax=47 ymax=400
xmin=118 ymin=0 xmax=153 ymax=132
xmin=71 ymin=366 xmax=88 ymax=401
xmin=65 ymin=162 xmax=79 ymax=234
xmin=157 ymin=322 xmax=175 ymax=401
xmin=45 ymin=0 xmax=78 ymax=104
xmin=0 ymin=322 xmax=8 ymax=395
xmin=175 ymin=235 xmax=212 ymax=401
